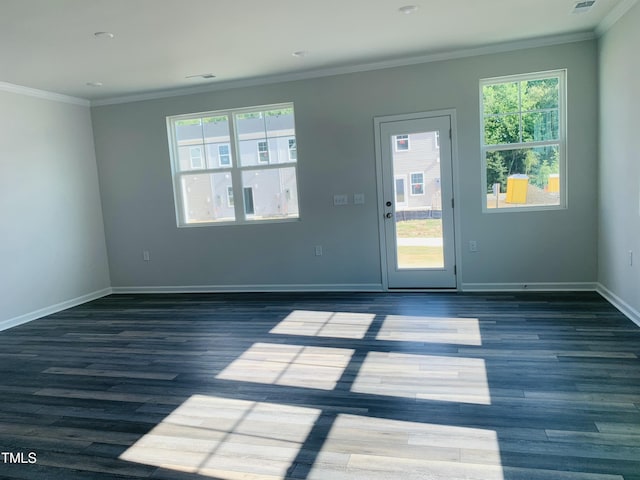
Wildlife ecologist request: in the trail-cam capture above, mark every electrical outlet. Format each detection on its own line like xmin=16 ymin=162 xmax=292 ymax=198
xmin=354 ymin=193 xmax=365 ymax=205
xmin=143 ymin=250 xmax=150 ymax=261
xmin=315 ymin=245 xmax=323 ymax=256
xmin=469 ymin=240 xmax=478 ymax=252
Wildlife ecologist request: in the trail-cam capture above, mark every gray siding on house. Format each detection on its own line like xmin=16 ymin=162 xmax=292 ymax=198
xmin=392 ymin=131 xmax=442 ymax=214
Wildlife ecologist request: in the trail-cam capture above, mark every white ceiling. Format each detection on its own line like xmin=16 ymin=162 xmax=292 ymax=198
xmin=0 ymin=0 xmax=633 ymax=103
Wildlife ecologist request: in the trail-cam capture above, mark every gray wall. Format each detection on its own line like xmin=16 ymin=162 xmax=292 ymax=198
xmin=91 ymin=40 xmax=598 ymax=290
xmin=598 ymin=3 xmax=640 ymax=315
xmin=0 ymin=90 xmax=111 ymax=326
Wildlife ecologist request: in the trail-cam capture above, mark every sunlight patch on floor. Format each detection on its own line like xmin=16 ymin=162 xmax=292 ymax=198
xmin=306 ymin=414 xmax=504 ymax=480
xmin=270 ymin=310 xmax=375 ymax=339
xmin=216 ymin=342 xmax=354 ymax=390
xmin=352 ymin=352 xmax=491 ymax=404
xmin=120 ymin=395 xmax=321 ymax=479
xmin=377 ymin=315 xmax=482 ymax=346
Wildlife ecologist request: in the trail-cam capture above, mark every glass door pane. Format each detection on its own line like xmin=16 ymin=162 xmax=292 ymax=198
xmin=391 ymin=131 xmax=444 ymax=270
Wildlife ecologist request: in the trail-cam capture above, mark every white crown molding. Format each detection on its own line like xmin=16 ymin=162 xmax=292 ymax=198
xmin=0 ymin=81 xmax=89 ymax=107
xmin=0 ymin=288 xmax=112 ymax=332
xmin=91 ymin=31 xmax=596 ymax=107
xmin=596 ymin=0 xmax=639 ymax=36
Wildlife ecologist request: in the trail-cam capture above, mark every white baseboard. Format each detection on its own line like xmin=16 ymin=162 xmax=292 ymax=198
xmin=461 ymin=282 xmax=598 ymax=292
xmin=0 ymin=288 xmax=113 ymax=332
xmin=111 ymin=283 xmax=384 ymax=294
xmin=596 ymin=283 xmax=640 ymax=328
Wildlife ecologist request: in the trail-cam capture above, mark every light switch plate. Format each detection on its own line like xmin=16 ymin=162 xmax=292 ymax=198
xmin=333 ymin=194 xmax=348 ymax=206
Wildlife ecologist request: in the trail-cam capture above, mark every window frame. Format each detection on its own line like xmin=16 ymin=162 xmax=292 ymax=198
xmin=218 ymin=143 xmax=231 ymax=167
xmin=288 ymin=138 xmax=297 ymax=161
xmin=167 ymin=103 xmax=300 ymax=227
xmin=410 ymin=172 xmax=425 ymax=196
xmin=257 ymin=140 xmax=270 ymax=164
xmin=189 ymin=145 xmax=204 ymax=169
xmin=480 ymin=69 xmax=567 ymax=213
xmin=394 ymin=134 xmax=410 ymax=152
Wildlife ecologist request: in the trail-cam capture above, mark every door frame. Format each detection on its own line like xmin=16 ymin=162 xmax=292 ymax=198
xmin=374 ymin=109 xmax=462 ymax=291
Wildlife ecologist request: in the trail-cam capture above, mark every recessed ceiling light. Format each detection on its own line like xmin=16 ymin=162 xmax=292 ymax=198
xmin=86 ymin=81 xmax=103 ymax=87
xmin=292 ymin=50 xmax=308 ymax=58
xmin=398 ymin=5 xmax=419 ymax=14
xmin=94 ymin=31 xmax=114 ymax=39
xmin=185 ymin=73 xmax=216 ymax=80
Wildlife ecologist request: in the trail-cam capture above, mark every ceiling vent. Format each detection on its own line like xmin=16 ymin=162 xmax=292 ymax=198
xmin=572 ymin=0 xmax=596 ymax=13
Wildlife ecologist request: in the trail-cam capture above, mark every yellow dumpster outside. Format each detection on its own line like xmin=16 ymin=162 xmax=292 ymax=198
xmin=547 ymin=174 xmax=560 ymax=193
xmin=506 ymin=175 xmax=529 ymax=204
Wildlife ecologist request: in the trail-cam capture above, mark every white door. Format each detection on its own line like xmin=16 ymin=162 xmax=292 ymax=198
xmin=375 ymin=114 xmax=456 ymax=288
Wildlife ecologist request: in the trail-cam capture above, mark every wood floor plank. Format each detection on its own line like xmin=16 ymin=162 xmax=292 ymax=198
xmin=0 ymin=291 xmax=638 ymax=479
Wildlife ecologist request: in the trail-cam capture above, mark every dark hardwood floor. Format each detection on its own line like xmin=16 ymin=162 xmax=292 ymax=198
xmin=0 ymin=292 xmax=639 ymax=479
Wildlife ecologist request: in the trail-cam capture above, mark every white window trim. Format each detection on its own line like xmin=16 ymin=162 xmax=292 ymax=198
xmin=226 ymin=185 xmax=234 ymax=207
xmin=167 ymin=103 xmax=300 ymax=227
xmin=288 ymin=138 xmax=297 ymax=161
xmin=257 ymin=140 xmax=270 ymax=164
xmin=394 ymin=134 xmax=410 ymax=152
xmin=394 ymin=175 xmax=408 ymax=208
xmin=410 ymin=171 xmax=425 ymax=196
xmin=218 ymin=143 xmax=231 ymax=167
xmin=189 ymin=145 xmax=204 ymax=169
xmin=479 ymin=69 xmax=567 ymax=214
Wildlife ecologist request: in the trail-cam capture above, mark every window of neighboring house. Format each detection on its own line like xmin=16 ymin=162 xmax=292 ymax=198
xmin=481 ymin=69 xmax=566 ymax=211
xmin=189 ymin=146 xmax=204 ymax=169
xmin=395 ymin=176 xmax=407 ymax=207
xmin=288 ymin=138 xmax=297 ymax=161
xmin=168 ymin=103 xmax=300 ymax=226
xmin=243 ymin=187 xmax=255 ymax=215
xmin=395 ymin=134 xmax=410 ymax=152
xmin=257 ymin=141 xmax=269 ymax=163
xmin=410 ymin=172 xmax=425 ymax=196
xmin=218 ymin=144 xmax=231 ymax=166
xmin=227 ymin=186 xmax=234 ymax=207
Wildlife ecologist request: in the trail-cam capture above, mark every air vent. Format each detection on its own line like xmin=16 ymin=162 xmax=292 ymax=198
xmin=573 ymin=0 xmax=596 ymax=13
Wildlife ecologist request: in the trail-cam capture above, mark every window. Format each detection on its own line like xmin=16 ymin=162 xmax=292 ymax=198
xmin=395 ymin=134 xmax=410 ymax=151
xmin=410 ymin=172 xmax=424 ymax=196
xmin=481 ymin=70 xmax=566 ymax=211
xmin=288 ymin=138 xmax=297 ymax=161
xmin=243 ymin=187 xmax=255 ymax=215
xmin=189 ymin=146 xmax=204 ymax=169
xmin=218 ymin=144 xmax=231 ymax=166
xmin=227 ymin=186 xmax=234 ymax=207
xmin=168 ymin=103 xmax=300 ymax=226
xmin=395 ymin=176 xmax=407 ymax=207
xmin=257 ymin=141 xmax=269 ymax=163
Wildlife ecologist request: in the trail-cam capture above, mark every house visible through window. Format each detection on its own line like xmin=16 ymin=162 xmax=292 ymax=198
xmin=481 ymin=69 xmax=566 ymax=211
xmin=168 ymin=103 xmax=300 ymax=226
